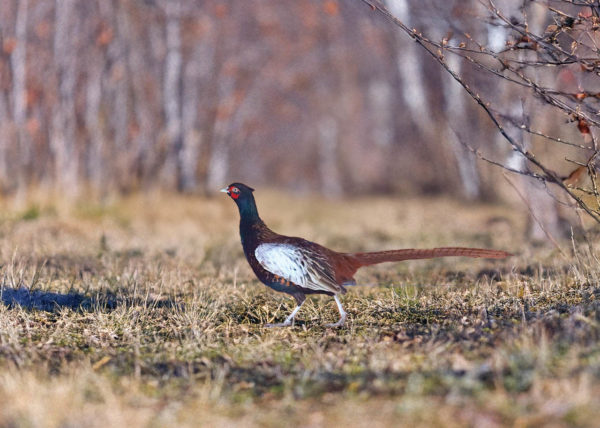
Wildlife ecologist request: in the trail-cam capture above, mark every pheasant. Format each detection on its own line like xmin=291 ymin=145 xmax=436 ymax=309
xmin=221 ymin=182 xmax=511 ymax=328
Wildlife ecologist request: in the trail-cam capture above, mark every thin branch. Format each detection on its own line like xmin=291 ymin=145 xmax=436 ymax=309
xmin=359 ymin=0 xmax=600 ymax=223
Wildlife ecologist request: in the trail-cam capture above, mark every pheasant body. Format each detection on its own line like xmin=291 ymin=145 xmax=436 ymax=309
xmin=222 ymin=182 xmax=511 ymax=327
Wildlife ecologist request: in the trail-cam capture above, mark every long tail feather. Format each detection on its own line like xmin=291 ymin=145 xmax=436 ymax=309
xmin=350 ymin=247 xmax=511 ymax=267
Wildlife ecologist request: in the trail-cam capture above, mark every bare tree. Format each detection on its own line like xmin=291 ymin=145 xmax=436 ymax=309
xmin=361 ymin=0 xmax=600 ymax=235
xmin=51 ymin=0 xmax=79 ymax=197
xmin=160 ymin=0 xmax=183 ymax=190
xmin=7 ymin=0 xmax=597 ymax=220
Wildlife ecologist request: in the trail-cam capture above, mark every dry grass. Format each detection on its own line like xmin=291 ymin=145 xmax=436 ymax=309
xmin=0 ymin=190 xmax=598 ymax=427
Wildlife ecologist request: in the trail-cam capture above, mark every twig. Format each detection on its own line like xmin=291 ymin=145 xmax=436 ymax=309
xmin=359 ymin=0 xmax=600 ymax=224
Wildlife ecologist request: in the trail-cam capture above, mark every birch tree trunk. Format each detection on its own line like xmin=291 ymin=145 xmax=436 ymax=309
xmin=502 ymin=2 xmax=564 ymax=242
xmin=11 ymin=0 xmax=29 ymax=198
xmin=11 ymin=0 xmax=27 ymax=127
xmin=50 ymin=0 xmax=78 ymax=197
xmin=111 ymin=3 xmax=133 ymax=190
xmin=386 ymin=0 xmax=429 ymax=130
xmin=443 ymin=51 xmax=480 ymax=200
xmin=162 ymin=0 xmax=183 ymax=189
xmin=0 ymin=85 xmax=10 ymax=191
xmin=85 ymin=63 xmax=104 ymax=194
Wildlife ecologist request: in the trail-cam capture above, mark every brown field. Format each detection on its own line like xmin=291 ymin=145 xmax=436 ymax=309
xmin=0 ymin=191 xmax=598 ymax=427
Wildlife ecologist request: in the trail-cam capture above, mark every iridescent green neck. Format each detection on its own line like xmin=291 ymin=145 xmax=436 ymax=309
xmin=237 ymin=194 xmax=260 ymax=224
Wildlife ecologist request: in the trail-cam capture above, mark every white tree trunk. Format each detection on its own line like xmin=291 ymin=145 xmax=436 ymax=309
xmin=50 ymin=0 xmax=78 ymax=197
xmin=0 ymin=86 xmax=9 ymax=190
xmin=85 ymin=65 xmax=104 ymax=192
xmin=162 ymin=0 xmax=183 ymax=188
xmin=516 ymin=101 xmax=563 ymax=242
xmin=443 ymin=52 xmax=480 ymax=199
xmin=11 ymin=0 xmax=27 ymax=127
xmin=387 ymin=0 xmax=429 ymax=123
xmin=11 ymin=0 xmax=29 ymax=198
xmin=496 ymin=1 xmax=564 ymax=242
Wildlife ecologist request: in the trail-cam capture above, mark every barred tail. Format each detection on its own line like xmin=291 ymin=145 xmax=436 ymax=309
xmin=350 ymin=247 xmax=511 ymax=267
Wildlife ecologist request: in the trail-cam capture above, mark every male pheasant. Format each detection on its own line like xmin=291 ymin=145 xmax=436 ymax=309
xmin=222 ymin=183 xmax=511 ymax=328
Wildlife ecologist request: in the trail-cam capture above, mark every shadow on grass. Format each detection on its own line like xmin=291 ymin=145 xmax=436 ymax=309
xmin=0 ymin=287 xmax=180 ymax=312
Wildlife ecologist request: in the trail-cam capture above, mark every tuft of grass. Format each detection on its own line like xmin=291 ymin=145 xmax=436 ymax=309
xmin=0 ymin=191 xmax=597 ymax=427
xmin=20 ymin=205 xmax=40 ymax=221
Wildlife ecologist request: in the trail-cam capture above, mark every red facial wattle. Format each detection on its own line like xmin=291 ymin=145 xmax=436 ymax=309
xmin=229 ymin=186 xmax=240 ymax=199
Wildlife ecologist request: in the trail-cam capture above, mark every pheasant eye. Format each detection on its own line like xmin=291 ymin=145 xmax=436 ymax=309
xmin=231 ymin=187 xmax=240 ymax=193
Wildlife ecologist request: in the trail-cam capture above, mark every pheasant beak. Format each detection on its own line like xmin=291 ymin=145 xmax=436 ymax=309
xmin=220 ymin=187 xmax=230 ymax=195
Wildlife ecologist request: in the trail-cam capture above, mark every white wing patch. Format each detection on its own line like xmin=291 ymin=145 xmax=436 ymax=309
xmin=255 ymin=243 xmax=308 ymax=287
xmin=255 ymin=243 xmax=340 ymax=293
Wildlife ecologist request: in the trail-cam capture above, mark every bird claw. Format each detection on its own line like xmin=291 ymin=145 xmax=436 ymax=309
xmin=324 ymin=322 xmax=344 ymax=328
xmin=264 ymin=321 xmax=293 ymax=328
xmin=325 ymin=316 xmax=346 ymax=328
xmin=325 ymin=297 xmax=347 ymax=328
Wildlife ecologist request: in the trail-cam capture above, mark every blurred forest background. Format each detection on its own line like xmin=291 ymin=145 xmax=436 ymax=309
xmin=0 ymin=0 xmax=595 ymax=214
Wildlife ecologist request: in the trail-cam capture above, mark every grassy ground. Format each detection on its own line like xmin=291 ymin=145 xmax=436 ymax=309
xmin=0 ymin=190 xmax=598 ymax=427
